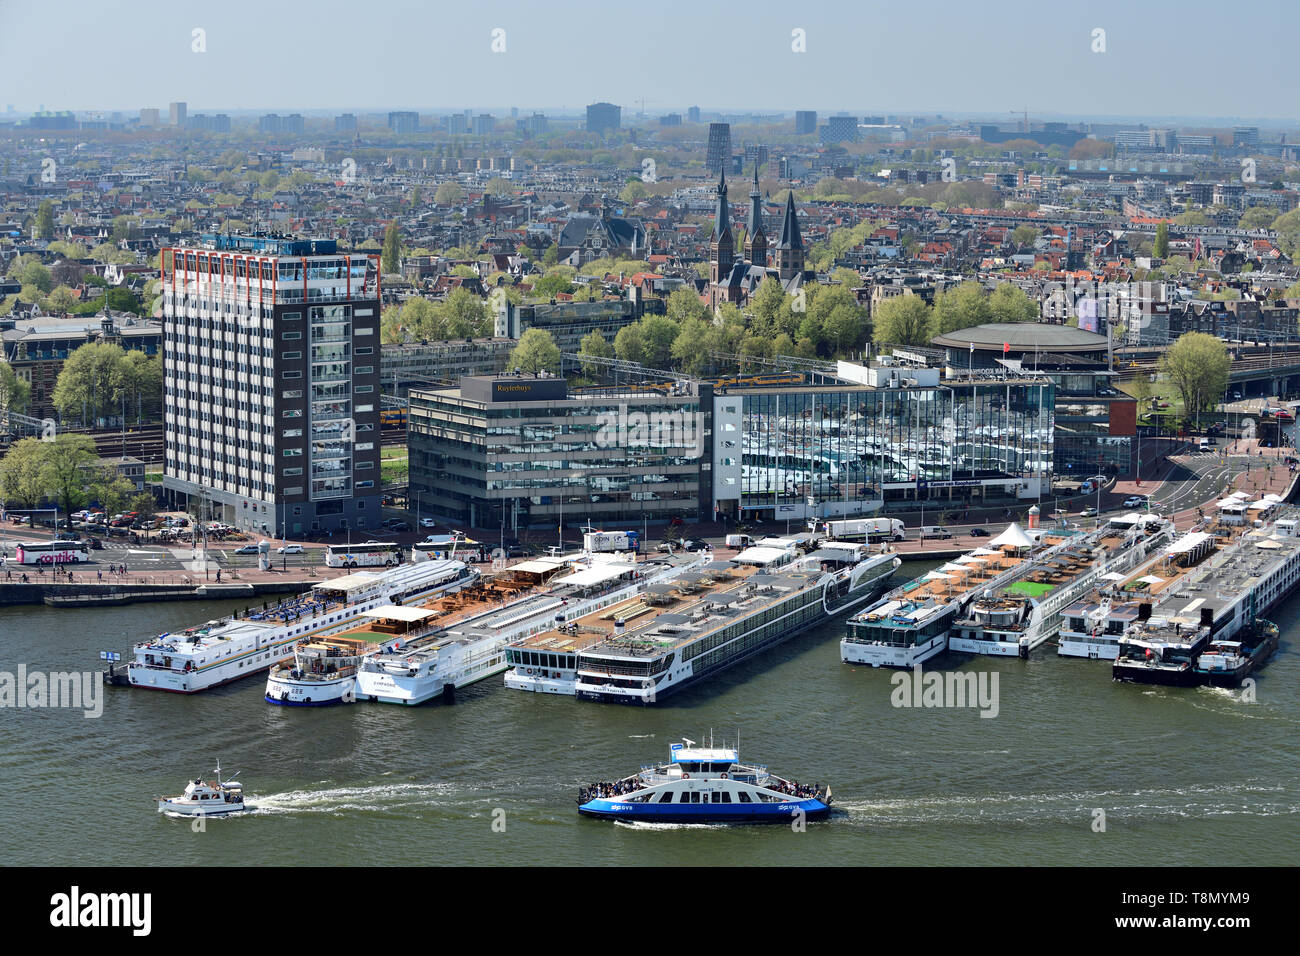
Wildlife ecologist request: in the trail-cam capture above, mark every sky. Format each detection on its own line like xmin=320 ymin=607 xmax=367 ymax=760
xmin=2 ymin=0 xmax=1297 ymax=124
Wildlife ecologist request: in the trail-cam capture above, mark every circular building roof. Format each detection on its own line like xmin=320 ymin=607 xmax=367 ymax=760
xmin=931 ymin=322 xmax=1108 ymax=354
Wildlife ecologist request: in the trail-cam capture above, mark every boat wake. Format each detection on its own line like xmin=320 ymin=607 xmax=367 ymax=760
xmin=833 ymin=782 xmax=1299 ymax=826
xmin=249 ymin=781 xmax=467 ymax=815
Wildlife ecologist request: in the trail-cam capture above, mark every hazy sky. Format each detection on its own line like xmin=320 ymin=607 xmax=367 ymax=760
xmin=2 ymin=0 xmax=1296 ymax=123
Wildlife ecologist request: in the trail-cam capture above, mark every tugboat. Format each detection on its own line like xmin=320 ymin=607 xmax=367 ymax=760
xmin=577 ymin=738 xmax=831 ymax=823
xmin=157 ymin=763 xmax=249 ymax=816
xmin=1193 ymin=619 xmax=1280 ymax=688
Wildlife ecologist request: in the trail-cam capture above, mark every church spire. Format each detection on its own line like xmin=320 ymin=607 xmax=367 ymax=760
xmin=712 ymin=167 xmax=731 ymax=241
xmin=746 ymin=163 xmax=767 ymax=268
xmin=777 ymin=188 xmax=802 ymax=251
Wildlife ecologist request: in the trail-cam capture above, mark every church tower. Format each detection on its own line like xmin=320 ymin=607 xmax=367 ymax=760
xmin=709 ymin=167 xmax=733 ymax=287
xmin=745 ymin=164 xmax=766 ymax=267
xmin=774 ymin=189 xmax=804 ymax=281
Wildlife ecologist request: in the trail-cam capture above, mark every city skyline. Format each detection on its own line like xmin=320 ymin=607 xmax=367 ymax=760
xmin=2 ymin=0 xmax=1298 ymax=122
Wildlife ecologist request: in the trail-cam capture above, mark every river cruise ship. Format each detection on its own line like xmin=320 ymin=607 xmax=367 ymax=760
xmin=351 ymin=552 xmax=708 ymax=705
xmin=948 ymin=515 xmax=1174 ymax=658
xmin=842 ymin=523 xmax=1045 ymax=668
xmin=506 ymin=539 xmax=898 ymax=703
xmin=122 ymin=560 xmax=474 ymax=693
xmin=1113 ymin=510 xmax=1300 ymax=686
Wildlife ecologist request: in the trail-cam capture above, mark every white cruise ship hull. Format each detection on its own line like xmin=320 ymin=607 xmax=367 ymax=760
xmin=841 ymin=633 xmax=948 ymax=668
xmin=355 ymin=647 xmax=507 ymax=705
xmin=265 ymin=671 xmax=356 ymax=706
xmin=576 ymin=555 xmax=897 ymax=703
xmin=1057 ymin=637 xmax=1122 ymax=660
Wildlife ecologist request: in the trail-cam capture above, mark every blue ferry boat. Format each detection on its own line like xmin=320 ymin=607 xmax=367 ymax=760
xmin=577 ymin=739 xmax=831 ymax=823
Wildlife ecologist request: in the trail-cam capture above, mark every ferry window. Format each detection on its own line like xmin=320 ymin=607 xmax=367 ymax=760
xmin=710 ymin=792 xmax=721 ymax=803
xmin=657 ymin=792 xmax=674 ymax=803
xmin=721 ymin=792 xmax=732 ymax=803
xmin=737 ymin=792 xmax=752 ymax=803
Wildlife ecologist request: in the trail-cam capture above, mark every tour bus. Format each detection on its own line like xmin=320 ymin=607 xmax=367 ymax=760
xmin=14 ymin=540 xmax=91 ymax=565
xmin=324 ymin=541 xmax=404 ymax=569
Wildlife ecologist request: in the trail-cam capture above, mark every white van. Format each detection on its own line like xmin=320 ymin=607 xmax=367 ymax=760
xmin=725 ymin=534 xmax=751 ymax=548
xmin=1197 ymin=437 xmax=1211 ymax=451
xmin=919 ymin=525 xmax=952 ymax=540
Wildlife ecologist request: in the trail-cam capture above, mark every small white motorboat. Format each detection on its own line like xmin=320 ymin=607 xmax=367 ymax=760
xmin=157 ymin=762 xmax=249 ymax=816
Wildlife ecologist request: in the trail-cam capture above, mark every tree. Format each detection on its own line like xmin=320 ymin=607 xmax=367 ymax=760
xmin=0 ymin=438 xmax=47 ymax=509
xmin=1159 ymin=332 xmax=1230 ymax=426
xmin=618 ymin=180 xmax=648 ymax=204
xmin=665 ymin=286 xmax=708 ymax=325
xmin=1153 ymin=222 xmax=1169 ymax=259
xmin=1174 ymin=209 xmax=1208 ymax=227
xmin=52 ymin=342 xmax=128 ymax=426
xmin=40 ymin=433 xmax=98 ymax=529
xmin=0 ymin=359 xmax=31 ymax=413
xmin=749 ymin=277 xmax=791 ymax=338
xmin=86 ymin=463 xmax=136 ymax=518
xmin=1011 ymin=225 xmax=1040 ymax=248
xmin=33 ymin=200 xmax=55 ymax=240
xmin=542 ymin=243 xmax=560 ymax=267
xmin=434 ymin=181 xmax=465 ymax=205
xmin=19 ymin=260 xmax=53 ymax=294
xmin=46 ymin=285 xmax=78 ymax=314
xmin=577 ymin=330 xmax=614 ymax=376
xmin=931 ymin=281 xmax=992 ymax=334
xmin=507 ymin=328 xmax=561 ymax=374
xmin=533 ymin=271 xmax=574 ymax=297
xmin=638 ymin=315 xmax=680 ymax=369
xmin=119 ymin=351 xmax=162 ymax=423
xmin=1271 ymin=208 xmax=1300 ymax=257
xmin=987 ymin=283 xmax=1039 ymax=323
xmin=613 ymin=323 xmax=646 ymax=364
xmin=872 ymin=294 xmax=933 ymax=347
xmin=1238 ymin=206 xmax=1275 ymax=230
xmin=443 ymin=287 xmax=492 ymax=338
xmin=381 ymin=220 xmax=402 ymax=275
xmin=670 ymin=318 xmax=713 ymax=376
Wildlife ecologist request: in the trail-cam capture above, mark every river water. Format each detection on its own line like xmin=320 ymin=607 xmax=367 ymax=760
xmin=2 ymin=568 xmax=1298 ymax=866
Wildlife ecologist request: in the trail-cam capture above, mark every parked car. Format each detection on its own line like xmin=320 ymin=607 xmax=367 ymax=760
xmin=505 ymin=545 xmax=530 ymax=558
xmin=419 ymin=518 xmax=438 ymax=528
xmin=389 ymin=521 xmax=411 ymax=532
xmin=233 ymin=544 xmax=260 ymax=555
xmin=680 ymin=538 xmax=710 ymax=551
xmin=969 ymin=528 xmax=989 ymax=537
xmin=656 ymin=541 xmax=677 ymax=553
xmin=277 ymin=544 xmax=304 ymax=554
xmin=1123 ymin=496 xmax=1147 ymax=508
xmin=1079 ymin=507 xmax=1098 ymax=517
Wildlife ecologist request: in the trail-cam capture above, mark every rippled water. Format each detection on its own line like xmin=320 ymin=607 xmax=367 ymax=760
xmin=3 ymin=569 xmax=1298 ymax=866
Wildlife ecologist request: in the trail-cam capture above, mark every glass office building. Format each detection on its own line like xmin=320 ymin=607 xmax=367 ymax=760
xmin=408 ymin=375 xmax=710 ymax=532
xmin=715 ymin=376 xmax=1055 ymax=522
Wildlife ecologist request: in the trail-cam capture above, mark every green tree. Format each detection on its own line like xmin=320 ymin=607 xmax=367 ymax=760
xmin=1011 ymin=225 xmax=1040 ymax=248
xmin=533 ymin=271 xmax=575 ymax=297
xmin=872 ymin=294 xmax=933 ymax=347
xmin=618 ymin=180 xmax=649 ymax=203
xmin=670 ymin=318 xmax=713 ymax=375
xmin=1159 ymin=331 xmax=1230 ymax=425
xmin=577 ymin=330 xmax=614 ymax=376
xmin=931 ymin=281 xmax=991 ymax=334
xmin=434 ymin=181 xmax=465 ymax=204
xmin=1238 ymin=206 xmax=1275 ymax=230
xmin=442 ymin=287 xmax=491 ymax=338
xmin=86 ymin=463 xmax=136 ymax=518
xmin=749 ymin=277 xmax=792 ymax=338
xmin=542 ymin=243 xmax=560 ymax=267
xmin=0 ymin=437 xmax=47 ymax=509
xmin=19 ymin=260 xmax=53 ymax=294
xmin=1174 ymin=209 xmax=1208 ymax=227
xmin=119 ymin=351 xmax=162 ymax=423
xmin=40 ymin=432 xmax=98 ymax=529
xmin=46 ymin=285 xmax=78 ymax=314
xmin=381 ymin=221 xmax=402 ymax=275
xmin=0 ymin=359 xmax=32 ymax=414
xmin=613 ymin=323 xmax=646 ymax=364
xmin=34 ymin=200 xmax=55 ymax=240
xmin=1271 ymin=208 xmax=1300 ymax=257
xmin=665 ymin=286 xmax=708 ymax=324
xmin=507 ymin=328 xmax=561 ymax=374
xmin=1153 ymin=221 xmax=1169 ymax=259
xmin=51 ymin=342 xmax=128 ymax=425
xmin=638 ymin=315 xmax=680 ymax=369
xmin=987 ymin=283 xmax=1039 ymax=323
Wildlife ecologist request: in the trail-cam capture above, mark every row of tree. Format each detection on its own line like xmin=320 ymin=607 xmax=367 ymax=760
xmin=872 ymin=281 xmax=1040 ymax=347
xmin=0 ymin=433 xmax=150 ymax=528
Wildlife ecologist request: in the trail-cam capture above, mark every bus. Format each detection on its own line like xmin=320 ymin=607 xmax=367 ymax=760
xmin=412 ymin=535 xmax=481 ymax=563
xmin=324 ymin=541 xmax=404 ymax=569
xmin=14 ymin=540 xmax=91 ymax=565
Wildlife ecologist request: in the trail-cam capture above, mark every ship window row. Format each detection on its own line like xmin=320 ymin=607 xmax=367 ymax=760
xmin=509 ymin=650 xmax=572 ymax=669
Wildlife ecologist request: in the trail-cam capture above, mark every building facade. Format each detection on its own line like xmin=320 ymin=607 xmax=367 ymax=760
xmin=408 ymin=374 xmax=710 ymax=532
xmin=161 ymin=235 xmax=382 ymax=535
